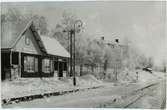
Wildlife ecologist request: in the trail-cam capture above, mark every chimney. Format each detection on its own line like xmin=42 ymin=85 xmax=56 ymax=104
xmin=101 ymin=36 xmax=104 ymax=40
xmin=115 ymin=39 xmax=119 ymax=43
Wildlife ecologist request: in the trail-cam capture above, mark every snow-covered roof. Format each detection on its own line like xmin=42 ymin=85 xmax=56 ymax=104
xmin=40 ymin=36 xmax=70 ymax=58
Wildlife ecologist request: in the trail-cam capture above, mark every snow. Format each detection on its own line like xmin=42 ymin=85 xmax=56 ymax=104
xmin=2 ymin=69 xmax=165 ymax=108
xmin=127 ymin=80 xmax=166 ymax=109
xmin=4 ymin=79 xmax=164 ymax=108
xmin=118 ymin=69 xmax=165 ymax=83
xmin=3 ymin=81 xmax=138 ymax=108
xmin=2 ymin=70 xmax=164 ymax=100
xmin=1 ymin=75 xmax=103 ymax=100
xmin=40 ymin=35 xmax=70 ymax=58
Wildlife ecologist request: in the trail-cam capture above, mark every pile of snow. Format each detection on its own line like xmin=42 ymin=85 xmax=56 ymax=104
xmin=138 ymin=71 xmax=162 ymax=83
xmin=118 ymin=68 xmax=162 ymax=83
xmin=118 ymin=69 xmax=136 ymax=83
xmin=79 ymin=74 xmax=102 ymax=84
xmin=1 ymin=75 xmax=103 ymax=99
xmin=152 ymin=71 xmax=166 ymax=79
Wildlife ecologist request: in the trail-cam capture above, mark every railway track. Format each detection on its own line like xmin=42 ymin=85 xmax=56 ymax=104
xmin=123 ymin=82 xmax=159 ymax=108
xmin=98 ymin=82 xmax=160 ymax=108
xmin=2 ymin=81 xmax=163 ymax=108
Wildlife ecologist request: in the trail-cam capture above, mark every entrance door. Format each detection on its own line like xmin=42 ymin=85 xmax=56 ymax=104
xmin=58 ymin=62 xmax=63 ymax=77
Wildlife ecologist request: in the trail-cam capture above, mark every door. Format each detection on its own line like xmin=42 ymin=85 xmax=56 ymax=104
xmin=58 ymin=62 xmax=63 ymax=77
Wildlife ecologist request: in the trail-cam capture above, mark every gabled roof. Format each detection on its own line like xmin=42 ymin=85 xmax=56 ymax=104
xmin=40 ymin=35 xmax=70 ymax=58
xmin=1 ymin=19 xmax=70 ymax=58
xmin=1 ymin=20 xmax=47 ymax=54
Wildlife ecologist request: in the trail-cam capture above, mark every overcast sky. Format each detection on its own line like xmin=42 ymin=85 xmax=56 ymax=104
xmin=2 ymin=1 xmax=166 ymax=66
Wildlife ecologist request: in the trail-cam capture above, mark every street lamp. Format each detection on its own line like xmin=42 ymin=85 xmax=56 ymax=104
xmin=64 ymin=20 xmax=83 ymax=86
xmin=73 ymin=20 xmax=83 ymax=86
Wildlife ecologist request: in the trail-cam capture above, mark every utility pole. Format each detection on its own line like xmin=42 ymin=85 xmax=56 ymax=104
xmin=64 ymin=20 xmax=83 ymax=86
xmin=73 ymin=28 xmax=76 ymax=86
xmin=69 ymin=29 xmax=76 ymax=86
xmin=70 ymin=30 xmax=73 ymax=77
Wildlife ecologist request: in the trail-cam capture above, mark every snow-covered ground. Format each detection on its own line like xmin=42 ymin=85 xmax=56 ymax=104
xmin=3 ymin=79 xmax=165 ymax=108
xmin=2 ymin=81 xmax=142 ymax=108
xmin=1 ymin=75 xmax=103 ymax=99
xmin=118 ymin=69 xmax=166 ymax=83
xmin=2 ymin=70 xmax=166 ymax=108
xmin=127 ymin=80 xmax=166 ymax=109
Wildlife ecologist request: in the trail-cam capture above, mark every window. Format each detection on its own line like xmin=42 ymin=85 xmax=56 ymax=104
xmin=25 ymin=37 xmax=30 ymax=45
xmin=24 ymin=56 xmax=38 ymax=72
xmin=42 ymin=58 xmax=53 ymax=73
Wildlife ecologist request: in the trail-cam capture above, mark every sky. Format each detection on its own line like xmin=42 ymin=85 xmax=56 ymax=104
xmin=1 ymin=1 xmax=166 ymax=66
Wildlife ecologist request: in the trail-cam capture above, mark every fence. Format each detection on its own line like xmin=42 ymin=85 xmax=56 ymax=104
xmin=73 ymin=62 xmax=123 ymax=80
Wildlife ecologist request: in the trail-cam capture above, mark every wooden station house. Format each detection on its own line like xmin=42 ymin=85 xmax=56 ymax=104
xmin=1 ymin=20 xmax=70 ymax=81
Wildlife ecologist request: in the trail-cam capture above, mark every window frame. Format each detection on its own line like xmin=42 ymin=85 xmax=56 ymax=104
xmin=42 ymin=58 xmax=53 ymax=73
xmin=23 ymin=55 xmax=38 ymax=73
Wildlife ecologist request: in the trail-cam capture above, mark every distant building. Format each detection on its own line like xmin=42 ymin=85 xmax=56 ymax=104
xmin=94 ymin=37 xmax=129 ymax=80
xmin=1 ymin=20 xmax=70 ymax=81
xmin=96 ymin=37 xmax=128 ymax=69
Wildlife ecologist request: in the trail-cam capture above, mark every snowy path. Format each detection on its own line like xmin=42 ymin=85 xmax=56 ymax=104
xmin=3 ymin=79 xmax=165 ymax=108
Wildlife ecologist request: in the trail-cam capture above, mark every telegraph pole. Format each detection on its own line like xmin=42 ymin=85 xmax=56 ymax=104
xmin=70 ymin=29 xmax=76 ymax=86
xmin=64 ymin=20 xmax=82 ymax=86
xmin=73 ymin=28 xmax=76 ymax=86
xmin=70 ymin=30 xmax=73 ymax=77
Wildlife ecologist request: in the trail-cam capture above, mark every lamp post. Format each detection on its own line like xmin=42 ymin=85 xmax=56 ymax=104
xmin=64 ymin=20 xmax=83 ymax=86
xmin=73 ymin=20 xmax=83 ymax=86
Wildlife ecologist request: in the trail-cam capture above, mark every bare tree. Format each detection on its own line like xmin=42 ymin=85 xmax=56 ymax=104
xmin=1 ymin=8 xmax=49 ymax=35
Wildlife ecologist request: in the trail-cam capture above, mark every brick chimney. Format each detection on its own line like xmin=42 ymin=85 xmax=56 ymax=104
xmin=101 ymin=36 xmax=104 ymax=40
xmin=115 ymin=39 xmax=119 ymax=43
